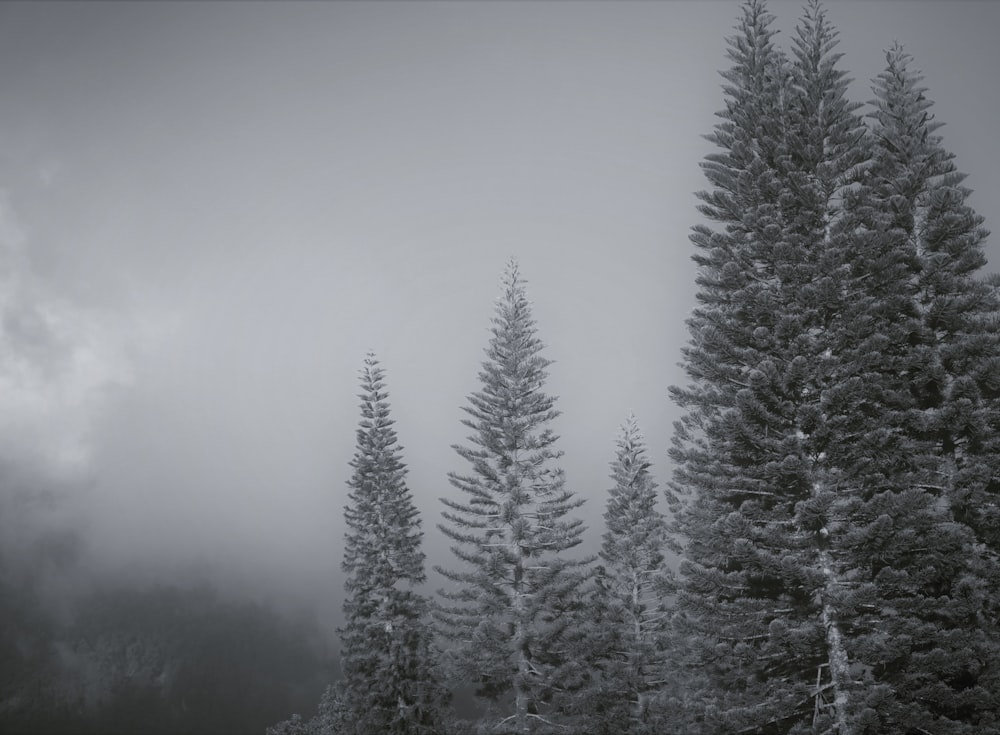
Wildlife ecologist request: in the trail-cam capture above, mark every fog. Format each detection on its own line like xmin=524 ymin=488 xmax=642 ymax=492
xmin=0 ymin=1 xmax=997 ymax=717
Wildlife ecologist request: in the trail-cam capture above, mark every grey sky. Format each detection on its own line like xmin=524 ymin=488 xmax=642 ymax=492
xmin=0 ymin=0 xmax=997 ymax=621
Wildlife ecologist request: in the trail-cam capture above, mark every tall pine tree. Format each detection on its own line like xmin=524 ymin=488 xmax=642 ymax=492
xmin=864 ymin=43 xmax=1000 ymax=561
xmin=435 ymin=260 xmax=591 ymax=734
xmin=669 ymin=2 xmax=991 ymax=733
xmin=840 ymin=45 xmax=1000 ymax=732
xmin=669 ymin=3 xmax=852 ymax=729
xmin=592 ymin=415 xmax=676 ymax=734
xmin=339 ymin=354 xmax=447 ymax=735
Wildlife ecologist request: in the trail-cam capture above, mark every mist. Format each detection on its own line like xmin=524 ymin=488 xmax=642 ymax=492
xmin=0 ymin=1 xmax=997 ymax=732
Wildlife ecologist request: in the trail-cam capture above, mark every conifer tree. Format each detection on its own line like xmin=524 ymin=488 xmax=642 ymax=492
xmin=435 ymin=260 xmax=591 ymax=734
xmin=840 ymin=45 xmax=1000 ymax=732
xmin=592 ymin=416 xmax=675 ymax=734
xmin=670 ymin=2 xmax=992 ymax=733
xmin=669 ymin=2 xmax=854 ymax=729
xmin=864 ymin=44 xmax=1000 ymax=555
xmin=338 ymin=354 xmax=447 ymax=735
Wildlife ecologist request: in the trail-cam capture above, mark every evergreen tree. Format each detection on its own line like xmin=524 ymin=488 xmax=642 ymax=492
xmin=669 ymin=3 xmax=853 ymax=729
xmin=670 ymin=2 xmax=992 ymax=733
xmin=864 ymin=43 xmax=1000 ymax=556
xmin=338 ymin=354 xmax=447 ymax=735
xmin=592 ymin=416 xmax=676 ymax=734
xmin=435 ymin=260 xmax=591 ymax=734
xmin=840 ymin=45 xmax=1000 ymax=732
xmin=266 ymin=683 xmax=353 ymax=735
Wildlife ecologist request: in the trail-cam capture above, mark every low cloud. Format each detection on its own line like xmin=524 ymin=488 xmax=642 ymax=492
xmin=0 ymin=191 xmax=133 ymax=479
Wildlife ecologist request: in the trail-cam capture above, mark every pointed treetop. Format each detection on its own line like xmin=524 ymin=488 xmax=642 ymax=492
xmin=609 ymin=415 xmax=655 ymax=490
xmin=620 ymin=410 xmax=637 ymax=432
xmin=880 ymin=41 xmax=924 ymax=88
xmin=886 ymin=40 xmax=908 ymax=65
xmin=500 ymin=257 xmax=527 ymax=305
xmin=732 ymin=0 xmax=775 ymax=36
xmin=723 ymin=1 xmax=780 ymax=82
xmin=614 ymin=413 xmax=644 ymax=456
xmin=505 ymin=255 xmax=520 ymax=278
xmin=869 ymin=41 xmax=942 ymax=160
xmin=793 ymin=0 xmax=843 ymax=65
xmin=876 ymin=42 xmax=924 ymax=92
xmin=604 ymin=413 xmax=669 ymax=562
xmin=359 ymin=351 xmax=384 ymax=392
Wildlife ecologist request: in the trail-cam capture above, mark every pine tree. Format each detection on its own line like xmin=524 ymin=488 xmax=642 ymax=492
xmin=669 ymin=2 xmax=853 ymax=729
xmin=435 ymin=260 xmax=591 ymax=734
xmin=839 ymin=45 xmax=1000 ymax=732
xmin=669 ymin=2 xmax=992 ymax=733
xmin=592 ymin=415 xmax=676 ymax=734
xmin=864 ymin=43 xmax=1000 ymax=557
xmin=338 ymin=354 xmax=447 ymax=735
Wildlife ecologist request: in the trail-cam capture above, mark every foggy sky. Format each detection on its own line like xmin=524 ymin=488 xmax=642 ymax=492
xmin=0 ymin=0 xmax=997 ymax=625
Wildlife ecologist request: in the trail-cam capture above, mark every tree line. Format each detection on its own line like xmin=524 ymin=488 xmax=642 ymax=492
xmin=269 ymin=1 xmax=1000 ymax=733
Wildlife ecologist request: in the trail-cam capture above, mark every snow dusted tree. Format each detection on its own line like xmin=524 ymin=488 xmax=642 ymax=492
xmin=669 ymin=2 xmax=993 ymax=733
xmin=266 ymin=683 xmax=353 ymax=735
xmin=839 ymin=45 xmax=1000 ymax=732
xmin=338 ymin=354 xmax=447 ymax=735
xmin=435 ymin=260 xmax=591 ymax=734
xmin=864 ymin=43 xmax=1000 ymax=557
xmin=591 ymin=415 xmax=676 ymax=734
xmin=669 ymin=3 xmax=856 ymax=730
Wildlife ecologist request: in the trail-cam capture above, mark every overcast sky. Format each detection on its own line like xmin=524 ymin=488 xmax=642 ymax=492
xmin=1 ymin=0 xmax=997 ymax=620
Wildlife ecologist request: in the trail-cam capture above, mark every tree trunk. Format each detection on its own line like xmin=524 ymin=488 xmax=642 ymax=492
xmin=513 ymin=545 xmax=529 ymax=733
xmin=632 ymin=574 xmax=644 ymax=726
xmin=818 ymin=546 xmax=851 ymax=735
